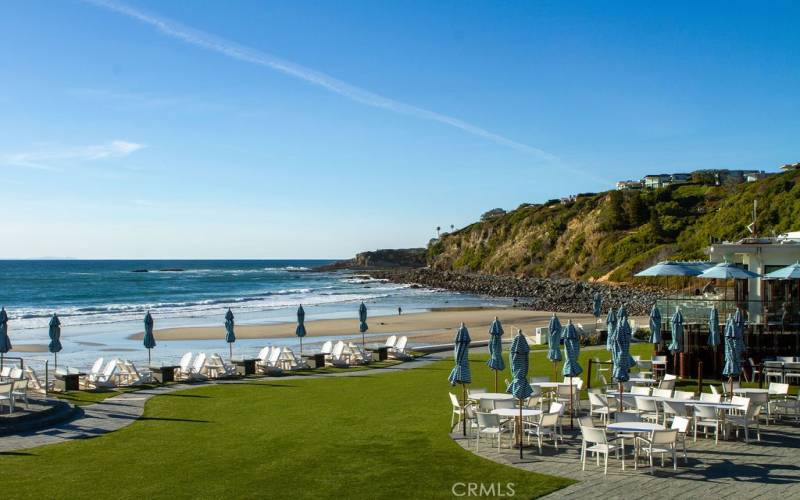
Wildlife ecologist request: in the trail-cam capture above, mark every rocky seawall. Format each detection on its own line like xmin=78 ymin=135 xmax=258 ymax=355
xmin=368 ymin=268 xmax=663 ymax=316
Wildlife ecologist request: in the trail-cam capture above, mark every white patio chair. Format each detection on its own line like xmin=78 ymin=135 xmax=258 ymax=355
xmin=579 ymin=426 xmax=622 ymax=475
xmin=631 ymin=386 xmax=651 ymax=396
xmin=694 ymin=404 xmax=723 ymax=443
xmin=662 ymin=400 xmax=688 ymax=426
xmin=526 ymin=412 xmax=560 ymax=454
xmin=1 ymin=366 xmax=11 ymax=378
xmin=727 ymin=396 xmax=761 ymax=442
xmin=475 ymin=412 xmax=510 ymax=452
xmin=449 ymin=392 xmax=464 ymax=430
xmin=9 ymin=367 xmax=23 ymax=380
xmin=652 ymin=388 xmax=673 ymax=398
xmin=670 ymin=416 xmax=690 ymax=463
xmin=673 ymin=390 xmax=695 ymax=401
xmin=699 ymin=392 xmax=721 ymax=403
xmin=588 ymin=392 xmax=615 ymax=425
xmin=0 ymin=382 xmax=14 ymax=413
xmin=635 ymin=396 xmax=660 ymax=423
xmin=772 ymin=388 xmax=800 ymax=420
xmin=635 ymin=429 xmax=679 ymax=473
xmin=11 ymin=379 xmax=29 ymax=409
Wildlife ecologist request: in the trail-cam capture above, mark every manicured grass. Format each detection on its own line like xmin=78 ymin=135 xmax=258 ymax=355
xmin=1 ymin=354 xmax=575 ymax=499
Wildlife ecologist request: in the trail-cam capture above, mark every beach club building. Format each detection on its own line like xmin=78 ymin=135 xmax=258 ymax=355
xmin=649 ymin=231 xmax=800 ymax=377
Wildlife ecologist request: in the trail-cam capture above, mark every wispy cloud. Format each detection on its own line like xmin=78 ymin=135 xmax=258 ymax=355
xmin=84 ymin=0 xmax=556 ymax=162
xmin=0 ymin=140 xmax=146 ymax=170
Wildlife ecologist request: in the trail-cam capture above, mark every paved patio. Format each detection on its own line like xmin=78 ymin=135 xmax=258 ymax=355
xmin=455 ymin=415 xmax=800 ymax=499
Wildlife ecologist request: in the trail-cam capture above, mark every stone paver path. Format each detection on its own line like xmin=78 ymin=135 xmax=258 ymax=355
xmin=456 ymin=413 xmax=800 ymax=499
xmin=0 ymin=355 xmax=440 ymax=453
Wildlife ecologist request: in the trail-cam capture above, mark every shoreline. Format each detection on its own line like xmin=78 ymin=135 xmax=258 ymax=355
xmin=136 ymin=307 xmax=623 ymax=346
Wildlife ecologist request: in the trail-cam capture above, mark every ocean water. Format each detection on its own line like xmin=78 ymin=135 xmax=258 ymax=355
xmin=0 ymin=260 xmax=504 ymax=368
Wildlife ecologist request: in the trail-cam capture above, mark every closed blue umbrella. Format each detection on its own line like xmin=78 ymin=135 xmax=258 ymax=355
xmin=0 ymin=307 xmax=10 ymax=369
xmin=708 ymin=307 xmax=720 ymax=347
xmin=722 ymin=314 xmax=740 ymax=394
xmin=592 ymin=293 xmax=602 ymax=318
xmin=359 ymin=302 xmax=368 ymax=349
xmin=649 ymin=305 xmax=662 ymax=347
xmin=448 ymin=323 xmax=471 ymax=436
xmin=225 ymin=308 xmax=236 ymax=360
xmin=605 ymin=308 xmax=617 ymax=351
xmin=733 ymin=307 xmax=746 ymax=351
xmin=48 ymin=313 xmax=62 ymax=369
xmin=296 ymin=305 xmax=307 ymax=356
xmin=617 ymin=313 xmax=637 ymax=370
xmin=562 ymin=320 xmax=582 ymax=429
xmin=547 ymin=313 xmax=562 ymax=380
xmin=487 ymin=316 xmax=505 ymax=392
xmin=143 ymin=311 xmax=156 ymax=365
xmin=612 ymin=314 xmax=634 ymax=412
xmin=507 ymin=329 xmax=532 ymax=458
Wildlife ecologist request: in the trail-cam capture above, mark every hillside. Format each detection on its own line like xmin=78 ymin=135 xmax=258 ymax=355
xmin=427 ymin=169 xmax=800 ymax=282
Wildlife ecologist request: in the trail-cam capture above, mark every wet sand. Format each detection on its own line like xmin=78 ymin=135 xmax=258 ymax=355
xmin=132 ymin=308 xmax=621 ymax=346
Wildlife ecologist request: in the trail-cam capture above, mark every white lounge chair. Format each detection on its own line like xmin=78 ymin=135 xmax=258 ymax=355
xmin=119 ymin=360 xmax=152 ymax=385
xmin=189 ymin=353 xmax=208 ymax=381
xmin=91 ymin=360 xmax=120 ymax=389
xmin=329 ymin=341 xmax=350 ymax=368
xmin=280 ymin=348 xmax=309 ymax=370
xmin=384 ymin=335 xmax=397 ymax=349
xmin=320 ymin=341 xmax=333 ymax=356
xmin=346 ymin=342 xmax=370 ymax=365
xmin=389 ymin=336 xmax=411 ymax=360
xmin=24 ymin=367 xmax=47 ymax=394
xmin=0 ymin=366 xmax=11 ymax=378
xmin=176 ymin=352 xmax=194 ymax=381
xmin=207 ymin=354 xmax=237 ymax=378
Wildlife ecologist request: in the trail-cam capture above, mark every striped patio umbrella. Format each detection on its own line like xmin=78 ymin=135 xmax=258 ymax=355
xmin=562 ymin=320 xmax=582 ymax=429
xmin=617 ymin=313 xmax=637 ymax=369
xmin=296 ymin=305 xmax=307 ymax=356
xmin=592 ymin=293 xmax=603 ymax=318
xmin=722 ymin=314 xmax=740 ymax=394
xmin=612 ymin=314 xmax=633 ymax=412
xmin=487 ymin=316 xmax=505 ymax=392
xmin=143 ymin=311 xmax=156 ymax=365
xmin=547 ymin=313 xmax=562 ymax=380
xmin=668 ymin=308 xmax=684 ymax=353
xmin=733 ymin=307 xmax=746 ymax=351
xmin=507 ymin=329 xmax=533 ymax=458
xmin=359 ymin=302 xmax=368 ymax=349
xmin=649 ymin=304 xmax=662 ymax=348
xmin=225 ymin=308 xmax=236 ymax=360
xmin=0 ymin=307 xmax=10 ymax=369
xmin=708 ymin=306 xmax=720 ymax=375
xmin=448 ymin=323 xmax=472 ymax=436
xmin=48 ymin=313 xmax=62 ymax=369
xmin=605 ymin=308 xmax=618 ymax=351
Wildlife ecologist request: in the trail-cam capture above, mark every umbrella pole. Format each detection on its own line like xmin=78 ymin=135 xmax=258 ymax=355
xmin=618 ymin=381 xmax=623 ymax=413
xmin=362 ymin=332 xmax=366 ymax=351
xmin=728 ymin=376 xmax=733 ymax=401
xmin=54 ymin=352 xmax=57 ymax=370
xmin=494 ymin=370 xmax=498 ymax=393
xmin=519 ymin=400 xmax=523 ymax=459
xmin=569 ymin=376 xmax=574 ymax=430
xmin=552 ymin=361 xmax=557 ymax=382
xmin=462 ymin=384 xmax=468 ymax=437
xmin=300 ymin=337 xmax=303 ymax=357
xmin=148 ymin=348 xmax=151 ymax=366
xmin=229 ymin=343 xmax=233 ymax=361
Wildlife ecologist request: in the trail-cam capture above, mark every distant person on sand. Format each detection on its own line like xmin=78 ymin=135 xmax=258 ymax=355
xmin=398 ymin=307 xmax=402 ymax=316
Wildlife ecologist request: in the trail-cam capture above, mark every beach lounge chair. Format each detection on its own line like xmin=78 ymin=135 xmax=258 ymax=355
xmin=256 ymin=346 xmax=272 ymax=373
xmin=189 ymin=353 xmax=208 ymax=381
xmin=91 ymin=359 xmax=120 ymax=389
xmin=24 ymin=367 xmax=47 ymax=394
xmin=320 ymin=341 xmax=333 ymax=357
xmin=0 ymin=366 xmax=11 ymax=378
xmin=121 ymin=360 xmax=152 ymax=385
xmin=390 ymin=336 xmax=412 ymax=360
xmin=82 ymin=357 xmax=105 ymax=388
xmin=384 ymin=335 xmax=397 ymax=349
xmin=176 ymin=352 xmax=194 ymax=380
xmin=208 ymin=354 xmax=237 ymax=378
xmin=329 ymin=341 xmax=350 ymax=368
xmin=346 ymin=342 xmax=370 ymax=364
xmin=281 ymin=348 xmax=309 ymax=370
xmin=257 ymin=347 xmax=284 ymax=375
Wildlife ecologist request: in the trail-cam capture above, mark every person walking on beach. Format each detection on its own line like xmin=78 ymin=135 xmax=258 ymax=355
xmin=398 ymin=307 xmax=402 ymax=316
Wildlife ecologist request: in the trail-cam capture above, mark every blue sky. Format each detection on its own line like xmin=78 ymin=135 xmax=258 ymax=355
xmin=1 ymin=0 xmax=799 ymax=259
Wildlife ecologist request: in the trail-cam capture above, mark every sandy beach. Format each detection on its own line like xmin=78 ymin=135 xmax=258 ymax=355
xmin=133 ymin=308 xmax=631 ymax=346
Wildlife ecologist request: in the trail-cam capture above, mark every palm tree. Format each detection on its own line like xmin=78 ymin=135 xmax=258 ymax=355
xmin=436 ymin=226 xmax=441 ymax=237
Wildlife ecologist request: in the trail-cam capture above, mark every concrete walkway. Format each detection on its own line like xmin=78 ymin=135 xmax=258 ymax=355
xmin=455 ymin=415 xmax=800 ymax=499
xmin=0 ymin=355 xmax=441 ymax=453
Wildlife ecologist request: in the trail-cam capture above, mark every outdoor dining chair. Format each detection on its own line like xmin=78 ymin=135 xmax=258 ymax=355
xmin=579 ymin=426 xmax=623 ymax=475
xmin=634 ymin=430 xmax=679 ymax=473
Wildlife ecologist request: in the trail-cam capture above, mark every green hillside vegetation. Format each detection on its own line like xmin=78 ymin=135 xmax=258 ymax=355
xmin=428 ymin=170 xmax=800 ymax=282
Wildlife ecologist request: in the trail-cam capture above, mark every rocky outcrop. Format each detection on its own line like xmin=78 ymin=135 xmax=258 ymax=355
xmin=369 ymin=268 xmax=663 ymax=316
xmin=313 ymin=248 xmax=427 ymax=272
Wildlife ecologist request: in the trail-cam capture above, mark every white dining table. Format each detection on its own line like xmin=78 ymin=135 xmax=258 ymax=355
xmin=628 ymin=377 xmax=657 ymax=384
xmin=733 ymin=388 xmax=769 ymax=395
xmin=491 ymin=408 xmax=542 ymax=418
xmin=531 ymin=381 xmax=577 ymax=389
xmin=607 ymin=421 xmax=665 ymax=469
xmin=474 ymin=392 xmax=515 ymax=401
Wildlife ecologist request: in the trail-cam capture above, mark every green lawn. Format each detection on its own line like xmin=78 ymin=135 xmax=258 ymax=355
xmin=1 ymin=352 xmax=575 ymax=499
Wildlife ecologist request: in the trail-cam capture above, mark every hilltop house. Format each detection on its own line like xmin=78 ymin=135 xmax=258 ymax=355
xmin=643 ymin=174 xmax=671 ymax=189
xmin=616 ymin=180 xmax=643 ymax=190
xmin=781 ymin=162 xmax=800 ymax=172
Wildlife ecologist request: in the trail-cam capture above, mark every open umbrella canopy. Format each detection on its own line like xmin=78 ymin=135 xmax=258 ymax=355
xmin=0 ymin=308 xmax=10 ymax=354
xmin=605 ymin=308 xmax=618 ymax=351
xmin=669 ymin=309 xmax=684 ymax=353
xmin=764 ymin=261 xmax=800 ymax=280
xmin=143 ymin=312 xmax=156 ymax=349
xmin=561 ymin=321 xmax=582 ymax=377
xmin=295 ymin=305 xmax=307 ymax=338
xmin=708 ymin=307 xmax=720 ymax=347
xmin=48 ymin=313 xmax=62 ymax=354
xmin=358 ymin=302 xmax=368 ymax=333
xmin=699 ymin=261 xmax=761 ymax=280
xmin=486 ymin=317 xmax=505 ymax=371
xmin=649 ymin=305 xmax=662 ymax=345
xmin=635 ymin=261 xmax=707 ymax=277
xmin=448 ymin=323 xmax=472 ymax=386
xmin=506 ymin=330 xmax=533 ymax=399
xmin=722 ymin=315 xmax=740 ymax=377
xmin=592 ymin=293 xmax=602 ymax=318
xmin=547 ymin=313 xmax=562 ymax=362
xmin=224 ymin=308 xmax=236 ymax=344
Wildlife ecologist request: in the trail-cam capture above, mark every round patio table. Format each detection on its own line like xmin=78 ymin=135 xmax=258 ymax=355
xmin=628 ymin=377 xmax=657 ymax=384
xmin=531 ymin=381 xmax=576 ymax=389
xmin=475 ymin=392 xmax=515 ymax=401
xmin=492 ymin=408 xmax=542 ymax=450
xmin=607 ymin=421 xmax=665 ymax=469
xmin=733 ymin=388 xmax=769 ymax=394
